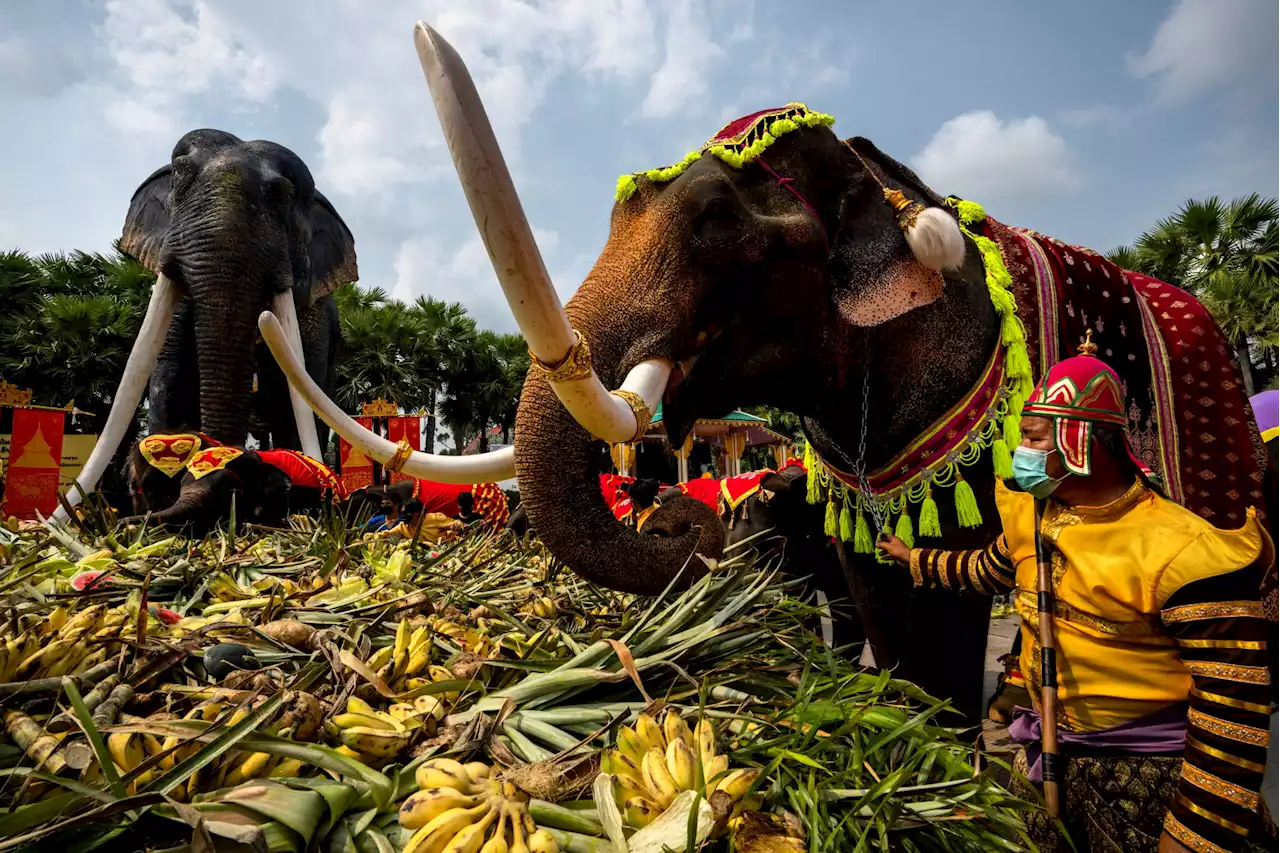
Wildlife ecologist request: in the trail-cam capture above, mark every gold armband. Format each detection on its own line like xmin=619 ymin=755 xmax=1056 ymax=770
xmin=529 ymin=330 xmax=593 ymax=382
xmin=611 ymin=389 xmax=652 ymax=442
xmin=385 ymin=439 xmax=414 ymax=473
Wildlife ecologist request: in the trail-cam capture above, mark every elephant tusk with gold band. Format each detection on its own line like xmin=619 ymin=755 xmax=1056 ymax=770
xmin=527 ymin=331 xmax=659 ymax=443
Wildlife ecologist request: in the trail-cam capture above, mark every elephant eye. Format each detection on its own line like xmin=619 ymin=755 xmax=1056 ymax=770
xmin=693 ymin=195 xmax=739 ymax=241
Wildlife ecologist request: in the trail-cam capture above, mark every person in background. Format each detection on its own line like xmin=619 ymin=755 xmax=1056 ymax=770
xmin=877 ymin=339 xmax=1274 ymax=853
xmin=363 ymin=492 xmax=403 ymax=533
xmin=367 ymin=498 xmax=464 ymax=544
xmin=454 ymin=492 xmax=484 ymax=525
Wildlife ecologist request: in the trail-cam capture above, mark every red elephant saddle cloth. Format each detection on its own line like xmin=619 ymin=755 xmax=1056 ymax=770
xmin=678 ymin=477 xmax=723 ymax=510
xmin=599 ymin=474 xmax=634 ymax=510
xmin=257 ymin=450 xmax=347 ymax=499
xmin=720 ymin=471 xmax=770 ymax=513
xmin=138 ymin=433 xmax=219 ymax=478
xmin=470 ymin=482 xmax=510 ymax=528
xmin=186 ymin=447 xmax=245 ymax=480
xmin=985 ymin=215 xmax=1268 ymax=529
xmin=410 ymin=480 xmax=509 ymax=527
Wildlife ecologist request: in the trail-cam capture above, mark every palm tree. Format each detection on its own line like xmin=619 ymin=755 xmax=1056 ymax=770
xmin=1109 ymin=195 xmax=1278 ymax=393
xmin=408 ymin=296 xmax=477 ymax=453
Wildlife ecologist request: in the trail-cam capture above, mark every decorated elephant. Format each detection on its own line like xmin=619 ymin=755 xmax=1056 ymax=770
xmin=59 ymin=129 xmax=358 ymax=519
xmin=263 ymin=28 xmax=1269 ymax=725
xmin=125 ymin=439 xmax=344 ymax=532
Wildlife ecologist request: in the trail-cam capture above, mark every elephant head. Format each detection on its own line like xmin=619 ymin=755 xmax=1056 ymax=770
xmin=124 ymin=449 xmax=294 ymax=534
xmin=265 ymin=27 xmax=1002 ymax=597
xmin=59 ymin=130 xmax=358 ymax=517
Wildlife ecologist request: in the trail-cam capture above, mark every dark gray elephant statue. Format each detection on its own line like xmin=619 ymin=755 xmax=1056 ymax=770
xmin=271 ymin=30 xmax=1268 ymax=726
xmin=59 ymin=129 xmax=357 ymax=518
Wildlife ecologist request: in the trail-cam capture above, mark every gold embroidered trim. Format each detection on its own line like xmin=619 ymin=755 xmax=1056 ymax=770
xmin=1188 ymin=708 xmax=1271 ymax=748
xmin=1175 ymin=793 xmax=1248 ymax=835
xmin=609 ymin=389 xmax=652 ymax=442
xmin=1190 ymin=685 xmax=1273 ymax=714
xmin=909 ymin=550 xmax=925 ymax=588
xmin=1179 ymin=638 xmax=1267 ymax=650
xmin=1163 ymin=600 xmax=1265 ymax=624
xmin=939 ymin=552 xmax=955 ymax=591
xmin=1014 ymin=590 xmax=1163 ymax=637
xmin=1186 ymin=734 xmax=1267 ymax=773
xmin=965 ymin=550 xmax=983 ymax=591
xmin=1164 ymin=813 xmax=1230 ymax=853
xmin=1051 ymin=479 xmax=1150 ymax=522
xmin=528 ymin=330 xmax=594 ymax=382
xmin=1181 ymin=762 xmax=1260 ymax=810
xmin=967 ymin=552 xmax=986 ymax=592
xmin=1184 ymin=660 xmax=1272 ymax=685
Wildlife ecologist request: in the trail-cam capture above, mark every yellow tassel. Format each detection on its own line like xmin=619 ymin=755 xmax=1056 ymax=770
xmin=1003 ymin=413 xmax=1022 ymax=448
xmin=804 ymin=443 xmax=821 ymax=505
xmin=991 ymin=438 xmax=1013 ymax=479
xmin=615 ymin=174 xmax=638 ymax=203
xmin=824 ymin=499 xmax=838 ymax=538
xmin=952 ymin=198 xmax=987 ymax=225
xmin=838 ymin=502 xmax=854 ymax=542
xmin=853 ymin=511 xmax=874 ymax=553
xmin=953 ymin=477 xmax=984 ymax=528
xmin=918 ymin=489 xmax=941 ymax=538
xmin=894 ymin=510 xmax=915 ymax=548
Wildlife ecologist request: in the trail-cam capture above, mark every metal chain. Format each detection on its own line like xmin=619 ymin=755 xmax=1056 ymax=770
xmin=822 ymin=339 xmax=887 ymax=536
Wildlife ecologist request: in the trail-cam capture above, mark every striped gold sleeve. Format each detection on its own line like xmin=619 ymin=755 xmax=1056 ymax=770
xmin=1159 ymin=551 xmax=1273 ymax=850
xmin=908 ymin=535 xmax=1015 ymax=594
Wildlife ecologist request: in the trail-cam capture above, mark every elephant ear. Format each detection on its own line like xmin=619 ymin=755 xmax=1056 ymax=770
xmin=830 ymin=137 xmax=961 ymax=327
xmin=120 ymin=165 xmax=173 ymax=274
xmin=306 ymin=191 xmax=358 ymax=302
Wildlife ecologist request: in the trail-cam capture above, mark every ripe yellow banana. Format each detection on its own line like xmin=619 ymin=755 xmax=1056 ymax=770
xmin=107 ymin=733 xmax=144 ymax=772
xmin=615 ymin=725 xmax=647 ymax=766
xmin=441 ymin=807 xmax=498 ymax=853
xmin=339 ymin=726 xmax=411 ymax=759
xmin=665 ymin=739 xmax=697 ymax=792
xmin=525 ymin=829 xmax=557 ymax=853
xmin=662 ymin=709 xmax=692 ymax=749
xmin=269 ymin=757 xmax=306 ymax=777
xmin=694 ymin=718 xmax=717 ymax=769
xmin=333 ymin=712 xmax=403 ymax=732
xmin=367 ymin=645 xmax=394 ymax=672
xmin=402 ymin=803 xmax=493 ymax=853
xmin=46 ymin=606 xmax=69 ymax=634
xmin=641 ymin=748 xmax=678 ymax=809
xmin=223 ymin=750 xmax=274 ymax=786
xmin=463 ymin=762 xmax=492 ymax=782
xmin=634 ymin=713 xmax=665 ymax=754
xmin=392 ymin=619 xmax=412 ymax=680
xmin=623 ymin=797 xmax=662 ymax=829
xmin=703 ymin=754 xmax=729 ymax=791
xmin=399 ymin=787 xmax=484 ymax=829
xmin=415 ymin=758 xmax=475 ymax=792
xmin=714 ymin=767 xmax=760 ymax=801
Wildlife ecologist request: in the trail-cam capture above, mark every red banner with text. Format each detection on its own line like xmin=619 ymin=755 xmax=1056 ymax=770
xmin=339 ymin=417 xmax=375 ymax=493
xmin=385 ymin=416 xmax=421 ymax=484
xmin=3 ymin=408 xmax=65 ymax=519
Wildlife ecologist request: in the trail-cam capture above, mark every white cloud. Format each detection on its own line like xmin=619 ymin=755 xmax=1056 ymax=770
xmin=640 ymin=0 xmax=728 ymax=119
xmin=910 ymin=111 xmax=1078 ymax=204
xmin=1129 ymin=0 xmax=1276 ymax=102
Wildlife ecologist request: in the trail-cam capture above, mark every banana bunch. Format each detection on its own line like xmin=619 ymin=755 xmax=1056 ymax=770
xmin=399 ymin=758 xmax=559 ymax=853
xmin=167 ymin=607 xmax=251 ymax=639
xmin=105 ymin=704 xmax=307 ymax=800
xmin=603 ymin=709 xmax=760 ymax=829
xmin=364 ymin=619 xmax=448 ymax=695
xmin=427 ymin=616 xmax=497 ymax=659
xmin=0 ymin=605 xmax=116 ymax=683
xmin=519 ymin=596 xmax=558 ymax=620
xmin=307 ymin=576 xmax=371 ymax=607
xmin=328 ymin=696 xmax=441 ymax=764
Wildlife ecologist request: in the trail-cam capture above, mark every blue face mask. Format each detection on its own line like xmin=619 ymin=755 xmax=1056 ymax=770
xmin=1011 ymin=446 xmax=1067 ymax=498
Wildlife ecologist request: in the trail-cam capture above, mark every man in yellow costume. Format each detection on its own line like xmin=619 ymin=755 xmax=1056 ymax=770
xmin=878 ymin=339 xmax=1274 ymax=853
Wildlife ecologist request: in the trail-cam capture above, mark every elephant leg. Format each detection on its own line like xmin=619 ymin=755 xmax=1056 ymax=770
xmin=836 ymin=543 xmax=910 ymax=671
xmin=148 ymin=297 xmax=200 ymax=432
xmin=900 ymin=588 xmax=991 ymax=728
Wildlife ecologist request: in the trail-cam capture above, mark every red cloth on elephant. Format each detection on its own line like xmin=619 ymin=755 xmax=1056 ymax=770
xmin=678 ymin=477 xmax=722 ymax=510
xmin=257 ymin=450 xmax=346 ymax=499
xmin=720 ymin=471 xmax=770 ymax=511
xmin=599 ymin=474 xmax=633 ymax=510
xmin=470 ymin=482 xmax=510 ymax=528
xmin=409 ymin=480 xmax=508 ymax=528
xmin=986 ymin=216 xmax=1275 ymax=612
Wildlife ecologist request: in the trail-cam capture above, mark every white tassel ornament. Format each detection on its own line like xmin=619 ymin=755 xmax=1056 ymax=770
xmin=884 ymin=189 xmax=966 ymax=272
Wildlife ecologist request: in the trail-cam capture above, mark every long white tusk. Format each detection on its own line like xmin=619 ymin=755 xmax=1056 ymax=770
xmin=55 ymin=274 xmax=179 ymax=518
xmin=258 ymin=311 xmax=515 ymax=483
xmin=413 ymin=22 xmax=662 ymax=443
xmin=269 ymin=291 xmax=324 ymax=461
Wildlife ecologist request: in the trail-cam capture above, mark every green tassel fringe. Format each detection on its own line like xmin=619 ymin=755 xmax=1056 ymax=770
xmin=853 ymin=511 xmax=874 ymax=553
xmin=824 ymin=499 xmax=838 ymax=538
xmin=838 ymin=503 xmax=854 ymax=542
xmin=991 ymin=438 xmax=1013 ymax=479
xmin=918 ymin=491 xmax=941 ymax=538
xmin=1003 ymin=413 xmax=1022 ymax=449
xmin=804 ymin=443 xmax=821 ymax=505
xmin=954 ymin=478 xmax=984 ymax=528
xmin=894 ymin=510 xmax=915 ymax=548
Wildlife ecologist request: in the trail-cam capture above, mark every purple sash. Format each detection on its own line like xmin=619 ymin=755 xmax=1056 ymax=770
xmin=1008 ymin=703 xmax=1188 ymax=782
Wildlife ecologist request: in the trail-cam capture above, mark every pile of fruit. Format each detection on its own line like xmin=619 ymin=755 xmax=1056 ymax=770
xmin=0 ymin=510 xmax=1036 ymax=852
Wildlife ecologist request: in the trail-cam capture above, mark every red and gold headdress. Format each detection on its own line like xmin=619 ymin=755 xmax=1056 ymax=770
xmin=138 ymin=433 xmax=206 ymax=478
xmin=1022 ymin=331 xmax=1147 ymax=477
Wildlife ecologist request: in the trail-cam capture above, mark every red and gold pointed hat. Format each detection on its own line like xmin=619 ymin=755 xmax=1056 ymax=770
xmin=1022 ymin=331 xmax=1148 ymax=477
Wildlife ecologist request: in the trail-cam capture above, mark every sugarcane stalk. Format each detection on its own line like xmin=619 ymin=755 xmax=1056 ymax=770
xmin=0 ymin=659 xmax=117 ymax=698
xmin=527 ymin=800 xmax=605 ymax=836
xmin=4 ymin=710 xmax=65 ymax=774
xmin=542 ymin=827 xmax=616 ymax=853
xmin=92 ymin=683 xmax=135 ymax=729
xmin=47 ymin=674 xmax=120 ymax=734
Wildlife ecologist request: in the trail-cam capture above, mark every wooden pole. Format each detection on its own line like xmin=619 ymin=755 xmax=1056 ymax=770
xmin=1033 ymin=498 xmax=1062 ymax=817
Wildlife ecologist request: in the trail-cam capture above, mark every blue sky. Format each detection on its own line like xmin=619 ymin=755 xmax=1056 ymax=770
xmin=1 ymin=0 xmax=1275 ymax=334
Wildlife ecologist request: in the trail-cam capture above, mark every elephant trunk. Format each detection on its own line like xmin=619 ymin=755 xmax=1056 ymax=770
xmin=141 ymin=485 xmax=209 ymax=528
xmin=514 ymin=355 xmax=723 ymax=597
xmin=188 ymin=270 xmax=263 ymax=446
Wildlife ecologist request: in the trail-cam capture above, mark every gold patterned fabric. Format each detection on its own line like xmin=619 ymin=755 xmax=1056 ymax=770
xmin=1010 ymin=749 xmax=1276 ymax=853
